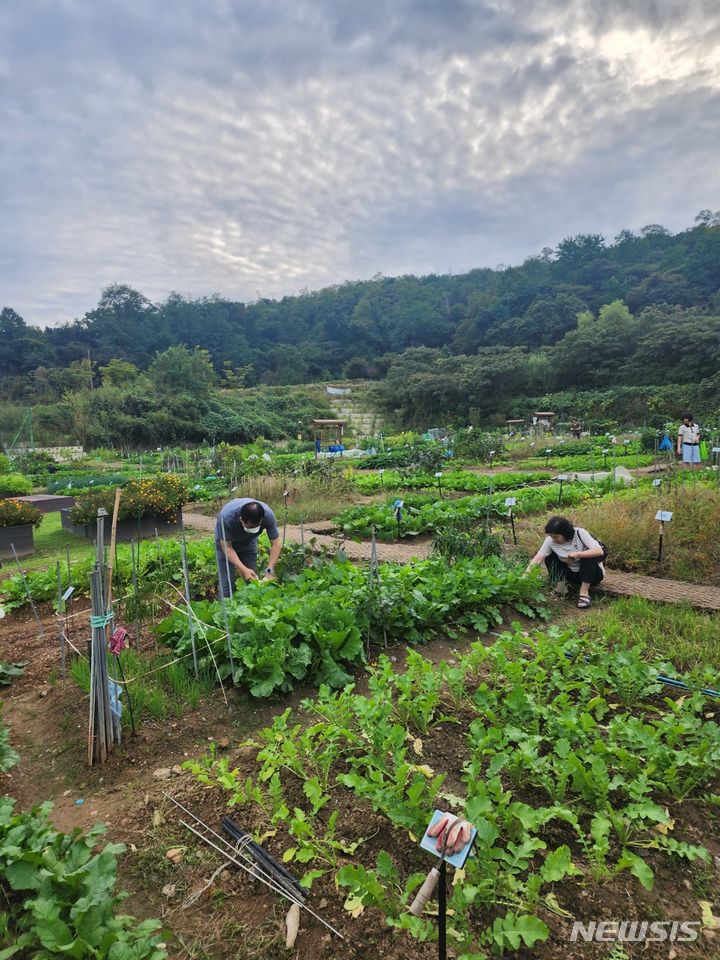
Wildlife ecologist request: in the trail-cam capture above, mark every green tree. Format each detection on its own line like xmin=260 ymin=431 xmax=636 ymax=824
xmin=99 ymin=358 xmax=140 ymax=388
xmin=148 ymin=345 xmax=217 ymax=397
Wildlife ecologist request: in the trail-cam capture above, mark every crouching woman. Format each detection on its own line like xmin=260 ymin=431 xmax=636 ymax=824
xmin=525 ymin=515 xmax=605 ymax=609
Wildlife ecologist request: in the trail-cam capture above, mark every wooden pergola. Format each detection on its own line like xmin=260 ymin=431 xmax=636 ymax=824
xmin=312 ymin=419 xmax=347 ymax=455
xmin=533 ymin=411 xmax=556 ymax=436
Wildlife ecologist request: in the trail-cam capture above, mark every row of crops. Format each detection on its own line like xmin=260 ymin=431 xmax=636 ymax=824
xmin=336 ymin=479 xmax=616 ymax=540
xmin=187 ymin=624 xmax=720 ymax=954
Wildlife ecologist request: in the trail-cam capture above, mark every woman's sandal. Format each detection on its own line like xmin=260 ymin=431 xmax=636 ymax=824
xmin=577 ymin=595 xmax=592 ymax=609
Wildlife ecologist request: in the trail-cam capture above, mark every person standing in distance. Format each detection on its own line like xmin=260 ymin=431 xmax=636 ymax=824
xmin=215 ymin=498 xmax=282 ymax=599
xmin=677 ymin=413 xmax=701 ymax=470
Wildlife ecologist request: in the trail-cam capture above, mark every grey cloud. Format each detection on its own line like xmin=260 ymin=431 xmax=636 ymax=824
xmin=1 ymin=0 xmax=718 ymax=326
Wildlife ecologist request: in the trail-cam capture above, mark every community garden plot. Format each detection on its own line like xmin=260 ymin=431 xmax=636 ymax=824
xmin=2 ymin=441 xmax=720 ymax=958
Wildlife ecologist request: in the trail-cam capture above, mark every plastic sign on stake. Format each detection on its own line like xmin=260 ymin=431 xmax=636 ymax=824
xmin=504 ymin=497 xmax=516 ymax=507
xmin=556 ymin=475 xmax=568 ymax=482
xmin=419 ymin=810 xmax=477 ymax=868
xmin=61 ymin=586 xmax=75 ymax=604
xmin=655 ymin=510 xmax=673 ymax=522
xmin=652 ymin=479 xmax=662 ymax=487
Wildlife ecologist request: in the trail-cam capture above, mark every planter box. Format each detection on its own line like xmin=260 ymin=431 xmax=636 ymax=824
xmin=60 ymin=508 xmax=182 ymax=543
xmin=14 ymin=494 xmax=75 ymax=513
xmin=0 ymin=524 xmax=35 ymax=560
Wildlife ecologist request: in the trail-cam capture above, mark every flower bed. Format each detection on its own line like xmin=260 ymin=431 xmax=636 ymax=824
xmin=60 ymin=509 xmax=181 ymax=543
xmin=0 ymin=500 xmax=43 ymax=529
xmin=0 ymin=499 xmax=43 ymax=559
xmin=68 ymin=474 xmax=186 ymax=526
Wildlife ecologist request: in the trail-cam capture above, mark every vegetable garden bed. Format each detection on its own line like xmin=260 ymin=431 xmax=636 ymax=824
xmin=180 ymin=625 xmax=720 ymax=958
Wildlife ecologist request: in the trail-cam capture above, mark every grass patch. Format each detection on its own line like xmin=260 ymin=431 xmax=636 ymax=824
xmin=4 ymin=511 xmax=90 ymax=577
xmin=574 ymin=485 xmax=720 ymax=585
xmin=0 ymin=509 xmax=208 ymax=582
xmin=191 ymin=473 xmax=361 ymax=525
xmin=515 ymin=483 xmax=720 ymax=586
xmin=70 ymin=647 xmax=216 ymax=725
xmin=581 ymin=596 xmax=720 ymax=672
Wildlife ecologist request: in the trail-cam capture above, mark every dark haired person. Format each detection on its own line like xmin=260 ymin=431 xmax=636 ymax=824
xmin=525 ymin=515 xmax=604 ymax=609
xmin=677 ymin=413 xmax=701 ymax=470
xmin=215 ymin=498 xmax=282 ymax=598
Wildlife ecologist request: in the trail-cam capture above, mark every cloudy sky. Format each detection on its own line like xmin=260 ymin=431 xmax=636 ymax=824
xmin=1 ymin=0 xmax=718 ymax=327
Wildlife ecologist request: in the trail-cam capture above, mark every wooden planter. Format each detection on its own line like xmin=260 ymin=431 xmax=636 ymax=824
xmin=0 ymin=524 xmax=35 ymax=560
xmin=60 ymin=508 xmax=182 ymax=542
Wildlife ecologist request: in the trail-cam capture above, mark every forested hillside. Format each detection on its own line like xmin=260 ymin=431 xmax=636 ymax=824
xmin=1 ymin=212 xmax=719 ymax=440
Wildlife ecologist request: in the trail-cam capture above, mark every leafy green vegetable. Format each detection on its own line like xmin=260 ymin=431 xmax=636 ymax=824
xmin=0 ymin=797 xmax=166 ymax=958
xmin=157 ymin=556 xmax=547 ymax=696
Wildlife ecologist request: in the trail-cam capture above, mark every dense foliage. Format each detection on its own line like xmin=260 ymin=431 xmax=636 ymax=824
xmin=47 ymin=473 xmax=129 ymax=494
xmin=0 ymin=797 xmax=166 ymax=958
xmin=156 ymin=557 xmax=547 ymax=697
xmin=1 ymin=217 xmax=719 ymax=442
xmin=0 ymin=537 xmax=222 ymax=612
xmin=350 ymin=469 xmax=550 ymax=494
xmin=0 ymin=474 xmax=32 ymax=497
xmin=0 ymin=710 xmax=18 ymax=773
xmin=336 ymin=480 xmax=612 ymax=540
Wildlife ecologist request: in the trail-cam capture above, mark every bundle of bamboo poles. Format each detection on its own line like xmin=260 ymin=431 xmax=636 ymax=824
xmin=88 ymin=492 xmax=122 ymax=765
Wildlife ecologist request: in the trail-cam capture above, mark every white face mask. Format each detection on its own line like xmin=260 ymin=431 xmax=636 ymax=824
xmin=242 ymin=523 xmax=261 ymax=534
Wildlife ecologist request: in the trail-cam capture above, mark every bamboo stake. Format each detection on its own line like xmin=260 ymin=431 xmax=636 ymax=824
xmin=130 ymin=539 xmax=141 ymax=650
xmin=11 ymin=544 xmax=45 ymax=638
xmin=105 ymin=488 xmax=122 ymax=607
xmin=56 ymin=561 xmax=66 ymax=677
xmin=179 ymin=513 xmax=199 ymax=679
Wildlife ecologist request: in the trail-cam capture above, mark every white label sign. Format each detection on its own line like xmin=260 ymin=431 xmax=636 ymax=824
xmin=504 ymin=497 xmax=516 ymax=507
xmin=655 ymin=510 xmax=673 ymax=522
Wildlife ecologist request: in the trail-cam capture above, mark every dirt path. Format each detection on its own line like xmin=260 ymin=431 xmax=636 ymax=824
xmin=182 ymin=507 xmax=432 ymax=563
xmin=184 ymin=507 xmax=720 ymax=609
